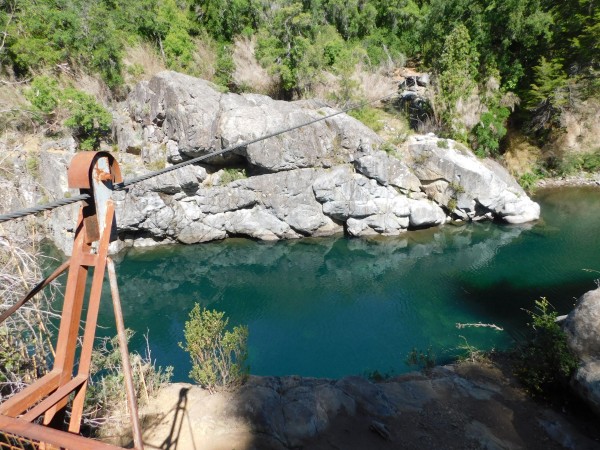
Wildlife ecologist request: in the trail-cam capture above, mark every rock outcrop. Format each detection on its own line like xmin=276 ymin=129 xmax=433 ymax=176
xmin=35 ymin=70 xmax=539 ymax=253
xmin=564 ymin=287 xmax=600 ymax=415
xmin=108 ymin=364 xmax=599 ymax=450
xmin=408 ymin=134 xmax=540 ymax=224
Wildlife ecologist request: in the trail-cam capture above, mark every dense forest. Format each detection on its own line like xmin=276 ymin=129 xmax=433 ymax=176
xmin=0 ymin=0 xmax=598 ymax=172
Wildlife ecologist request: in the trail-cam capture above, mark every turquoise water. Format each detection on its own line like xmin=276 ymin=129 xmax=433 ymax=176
xmin=84 ymin=187 xmax=600 ymax=381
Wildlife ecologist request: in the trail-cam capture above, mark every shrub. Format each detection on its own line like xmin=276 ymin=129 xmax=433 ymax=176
xmin=406 ymin=346 xmax=436 ymax=374
xmin=518 ymin=170 xmax=545 ymax=192
xmin=62 ymin=88 xmax=112 ymax=150
xmin=85 ymin=332 xmax=173 ymax=430
xmin=24 ymin=76 xmax=61 ymax=115
xmin=180 ymin=304 xmax=248 ymax=393
xmin=514 ymin=297 xmax=578 ymax=398
xmin=25 ymin=77 xmax=112 ymax=150
xmin=220 ymin=168 xmax=247 ymax=185
xmin=470 ymin=107 xmax=510 ymax=158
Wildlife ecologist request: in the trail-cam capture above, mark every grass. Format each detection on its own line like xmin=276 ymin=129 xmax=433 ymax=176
xmin=220 ymin=167 xmax=247 ymax=185
xmin=348 ymin=106 xmax=384 ymax=132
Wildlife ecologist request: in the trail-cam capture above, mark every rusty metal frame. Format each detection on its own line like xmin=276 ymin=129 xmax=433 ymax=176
xmin=0 ymin=152 xmax=143 ymax=450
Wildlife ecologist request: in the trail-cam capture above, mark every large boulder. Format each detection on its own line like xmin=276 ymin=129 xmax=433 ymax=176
xmin=408 ymin=135 xmax=540 ymax=224
xmin=128 ymin=71 xmax=222 ymax=159
xmin=127 ymin=71 xmax=382 ymax=172
xmin=564 ymin=288 xmax=600 ymax=415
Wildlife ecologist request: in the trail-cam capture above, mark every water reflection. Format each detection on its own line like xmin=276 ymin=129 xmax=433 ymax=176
xmin=100 ymin=221 xmax=538 ymax=379
xmin=83 ymin=187 xmax=600 ymax=380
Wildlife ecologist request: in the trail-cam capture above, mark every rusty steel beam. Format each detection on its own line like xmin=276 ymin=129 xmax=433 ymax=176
xmin=107 ymin=257 xmax=144 ymax=450
xmin=0 ymin=371 xmax=61 ymax=417
xmin=0 ymin=416 xmax=126 ymax=450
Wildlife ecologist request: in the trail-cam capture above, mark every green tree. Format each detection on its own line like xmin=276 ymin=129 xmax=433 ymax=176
xmin=433 ymin=24 xmax=479 ymax=141
xmin=25 ymin=76 xmax=112 ymax=150
xmin=62 ymin=88 xmax=112 ymax=150
xmin=180 ymin=304 xmax=248 ymax=393
xmin=256 ymin=2 xmax=321 ymax=96
xmin=515 ymin=298 xmax=578 ymax=398
xmin=527 ymin=57 xmax=569 ymax=109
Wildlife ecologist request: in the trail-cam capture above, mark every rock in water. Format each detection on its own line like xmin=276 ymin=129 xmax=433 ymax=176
xmin=564 ymin=287 xmax=600 ymax=416
xmin=408 ymin=134 xmax=540 ymax=224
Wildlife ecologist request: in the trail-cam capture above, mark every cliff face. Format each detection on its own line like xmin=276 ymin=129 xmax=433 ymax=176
xmin=3 ymin=71 xmax=540 ymax=253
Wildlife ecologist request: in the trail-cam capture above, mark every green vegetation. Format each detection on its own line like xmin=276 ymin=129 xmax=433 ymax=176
xmin=24 ymin=76 xmax=112 ymax=150
xmin=0 ymin=0 xmax=598 ymax=165
xmin=514 ymin=298 xmax=578 ymax=399
xmin=220 ymin=167 xmax=248 ymax=185
xmin=348 ymin=107 xmax=384 ymax=132
xmin=85 ymin=332 xmax=173 ymax=428
xmin=405 ymin=346 xmax=436 ymax=374
xmin=180 ymin=304 xmax=249 ymax=393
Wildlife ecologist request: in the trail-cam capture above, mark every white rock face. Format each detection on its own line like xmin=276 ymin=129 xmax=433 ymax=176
xmin=31 ymin=72 xmax=540 ymax=251
xmin=408 ymin=135 xmax=540 ymax=224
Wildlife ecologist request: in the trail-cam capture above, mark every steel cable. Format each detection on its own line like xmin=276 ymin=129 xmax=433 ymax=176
xmin=0 ymin=92 xmax=398 ymax=223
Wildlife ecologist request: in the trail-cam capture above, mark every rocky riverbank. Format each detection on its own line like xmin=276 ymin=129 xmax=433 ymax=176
xmin=7 ymin=70 xmax=538 ymax=254
xmin=107 ymin=359 xmax=600 ymax=450
xmin=536 ymin=174 xmax=600 ymax=189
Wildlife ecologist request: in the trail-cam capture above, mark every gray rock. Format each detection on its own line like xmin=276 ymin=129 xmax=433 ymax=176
xmin=204 ymin=207 xmax=300 ymax=241
xmin=408 ymin=135 xmax=540 ymax=224
xmin=112 ymin=110 xmax=143 ymax=154
xmin=128 ymin=71 xmax=223 ymax=158
xmin=564 ymin=288 xmax=600 ymax=416
xmin=140 ymin=165 xmax=199 ymax=194
xmin=355 ymin=150 xmax=421 ymax=192
xmin=564 ymin=288 xmax=600 ymax=361
xmin=335 ymin=376 xmax=396 ymax=417
xmin=313 ymin=166 xmax=412 ymax=236
xmin=177 ymin=221 xmax=226 ymax=244
xmin=239 ymin=169 xmax=336 ymax=235
xmin=127 ymin=72 xmax=382 ymax=172
xmin=408 ymin=198 xmax=446 ymax=228
xmin=195 ymin=186 xmax=258 ymax=214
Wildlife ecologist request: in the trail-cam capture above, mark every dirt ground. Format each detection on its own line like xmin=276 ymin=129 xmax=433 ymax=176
xmin=111 ymin=354 xmax=600 ymax=450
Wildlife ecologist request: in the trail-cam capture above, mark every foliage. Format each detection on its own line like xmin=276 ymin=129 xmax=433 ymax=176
xmin=556 ymin=149 xmax=600 ymax=176
xmin=220 ymin=167 xmax=247 ymax=185
xmin=456 ymin=336 xmax=488 ymax=364
xmin=180 ymin=304 xmax=249 ymax=393
xmin=471 ymin=107 xmax=510 ymax=158
xmin=405 ymin=346 xmax=436 ymax=374
xmin=348 ymin=106 xmax=384 ymax=132
xmin=214 ymin=43 xmax=236 ymax=90
xmin=1 ymin=0 xmax=599 ymax=155
xmin=514 ymin=297 xmax=578 ymax=398
xmin=62 ymin=89 xmax=113 ymax=150
xmin=25 ymin=76 xmax=112 ymax=150
xmin=85 ymin=332 xmax=173 ymax=429
xmin=0 ymin=235 xmax=56 ymax=400
xmin=518 ymin=170 xmax=545 ymax=192
xmin=431 ymin=24 xmax=478 ymax=142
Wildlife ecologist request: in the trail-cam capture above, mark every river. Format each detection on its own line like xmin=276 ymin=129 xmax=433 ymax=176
xmin=57 ymin=187 xmax=600 ymax=380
